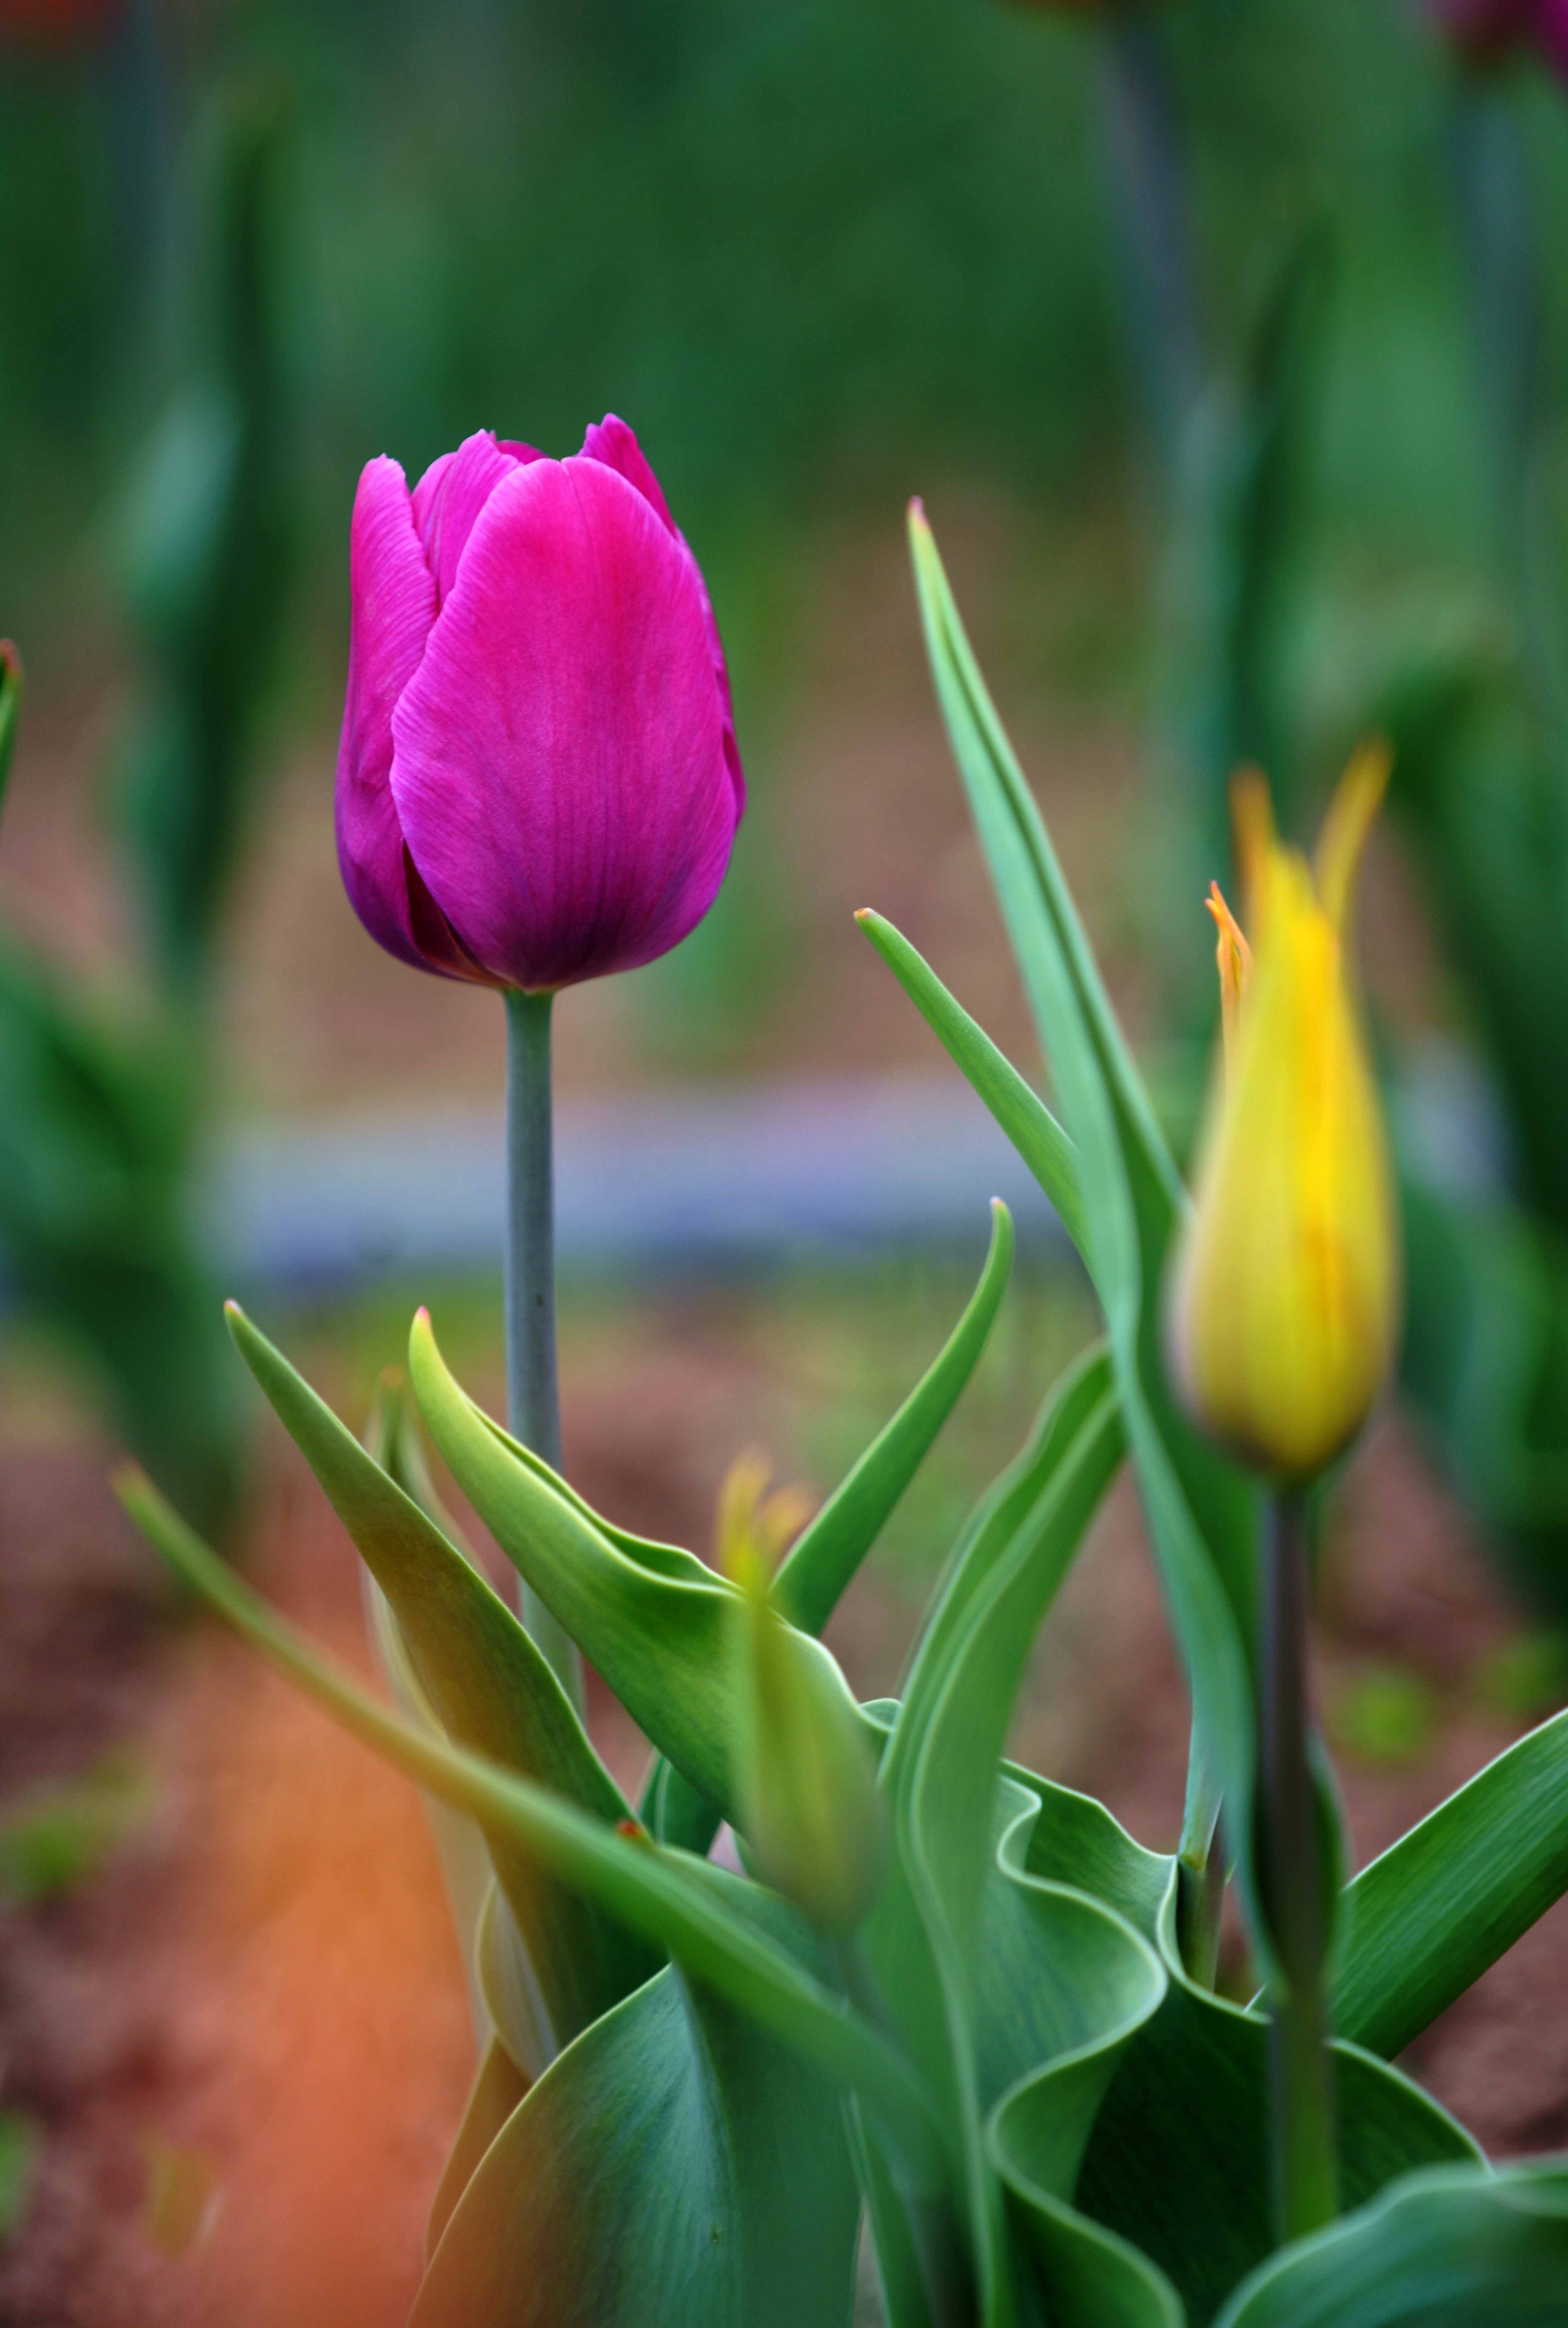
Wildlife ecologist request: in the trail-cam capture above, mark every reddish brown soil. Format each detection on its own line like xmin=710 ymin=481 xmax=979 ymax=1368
xmin=1 ymin=1345 xmax=1564 ymax=2327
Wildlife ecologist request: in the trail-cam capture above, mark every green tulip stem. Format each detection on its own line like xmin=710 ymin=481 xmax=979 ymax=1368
xmin=504 ymin=987 xmax=584 ymax=1715
xmin=1261 ymin=1487 xmax=1337 ymax=2245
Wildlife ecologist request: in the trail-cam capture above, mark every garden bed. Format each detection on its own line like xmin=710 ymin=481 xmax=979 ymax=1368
xmin=1 ymin=1281 xmax=1564 ymax=2326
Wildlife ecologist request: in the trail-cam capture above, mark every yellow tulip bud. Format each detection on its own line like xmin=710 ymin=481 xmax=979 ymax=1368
xmin=1167 ymin=746 xmax=1401 ymax=1480
xmin=718 ymin=1454 xmax=886 ymax=1935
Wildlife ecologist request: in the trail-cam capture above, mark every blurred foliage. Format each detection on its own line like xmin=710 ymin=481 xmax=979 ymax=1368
xmin=141 ymin=2136 xmax=220 ymax=2258
xmin=0 ymin=2112 xmax=38 ymax=2250
xmin=0 ymin=942 xmax=240 ymax=1522
xmin=5 ymin=0 xmax=1562 ymax=625
xmin=0 ymin=1749 xmax=152 ymax=1905
xmin=1328 ymin=1665 xmax=1440 ymax=1768
xmin=0 ymin=78 xmax=295 ymax=1535
xmin=114 ymin=76 xmax=296 ymax=991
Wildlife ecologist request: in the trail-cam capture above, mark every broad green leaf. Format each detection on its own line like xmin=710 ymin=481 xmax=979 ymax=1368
xmin=910 ymin=506 xmax=1285 ymax=1967
xmin=408 ymin=1308 xmax=878 ymax=1823
xmin=119 ymin=1469 xmax=951 ymax=2202
xmin=865 ymin=1350 xmax=1133 ymax=2326
xmin=1016 ymin=1772 xmax=1171 ymax=1947
xmin=227 ymin=1304 xmax=654 ymax=2053
xmin=1334 ymin=1704 xmax=1568 ymax=2059
xmin=1213 ymin=2161 xmax=1568 ymax=2328
xmin=854 ymin=911 xmax=1087 ymax=1259
xmin=638 ymin=1753 xmax=724 ymax=1852
xmin=415 ymin=1931 xmax=860 ymax=2328
xmin=425 ymin=2034 xmax=528 ymax=2262
xmin=846 ymin=2096 xmax=942 ymax=2328
xmin=773 ymin=1197 xmax=1016 ymax=1633
xmin=360 ymin=1371 xmax=500 ymax=2050
xmin=1073 ymin=1883 xmax=1478 ymax=2327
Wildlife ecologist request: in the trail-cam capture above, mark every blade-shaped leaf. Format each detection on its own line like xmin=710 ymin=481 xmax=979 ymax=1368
xmin=864 ymin=1349 xmax=1133 ymax=2326
xmin=640 ymin=1198 xmax=1016 ymax=1853
xmin=415 ymin=1937 xmax=860 ymax=2328
xmin=1334 ymin=1704 xmax=1568 ymax=2059
xmin=910 ymin=505 xmax=1283 ymax=1964
xmin=408 ymin=1308 xmax=878 ymax=1823
xmin=118 ymin=1468 xmax=951 ymax=2202
xmin=854 ymin=911 xmax=1087 ymax=1259
xmin=425 ymin=2033 xmax=528 ymax=2262
xmin=774 ymin=1196 xmax=1016 ymax=1633
xmin=1213 ymin=2161 xmax=1568 ymax=2328
xmin=226 ymin=1303 xmax=655 ymax=2054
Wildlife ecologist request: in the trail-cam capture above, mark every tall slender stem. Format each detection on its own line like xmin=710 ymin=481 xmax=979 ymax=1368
xmin=1261 ymin=1489 xmax=1336 ymax=2244
xmin=504 ymin=988 xmax=584 ymax=1715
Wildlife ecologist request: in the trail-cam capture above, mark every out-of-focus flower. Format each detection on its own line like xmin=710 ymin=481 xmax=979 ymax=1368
xmin=720 ymin=1454 xmax=886 ymax=1935
xmin=1424 ymin=0 xmax=1568 ymax=81
xmin=336 ymin=418 xmax=743 ymax=993
xmin=1003 ymin=1 xmax=1166 ymax=13
xmin=0 ymin=0 xmax=119 ymax=47
xmin=1168 ymin=746 xmax=1400 ymax=1482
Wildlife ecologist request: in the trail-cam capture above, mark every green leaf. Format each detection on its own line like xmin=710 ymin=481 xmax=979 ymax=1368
xmin=642 ymin=1196 xmax=1016 ymax=1851
xmin=0 ymin=942 xmax=240 ymax=1535
xmin=0 ymin=641 xmax=21 ymax=825
xmin=408 ymin=1307 xmax=878 ymax=1824
xmin=0 ymin=2110 xmax=38 ymax=2246
xmin=425 ymin=2034 xmax=529 ymax=2263
xmin=0 ymin=1752 xmax=152 ymax=1905
xmin=226 ymin=1303 xmax=656 ymax=2055
xmin=359 ymin=1370 xmax=497 ymax=2049
xmin=854 ymin=912 xmax=1087 ymax=1259
xmin=908 ymin=505 xmax=1281 ymax=1965
xmin=118 ymin=1468 xmax=952 ymax=2203
xmin=1213 ymin=2162 xmax=1568 ymax=2328
xmin=415 ymin=1936 xmax=860 ymax=2328
xmin=1334 ymin=1704 xmax=1568 ymax=2059
xmin=864 ymin=1349 xmax=1137 ymax=2326
xmin=773 ymin=1196 xmax=1016 ymax=1633
xmin=1073 ymin=1883 xmax=1478 ymax=2327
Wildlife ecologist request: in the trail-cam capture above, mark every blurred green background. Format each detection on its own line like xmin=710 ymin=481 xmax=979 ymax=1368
xmin=7 ymin=0 xmax=1565 ymax=705
xmin=6 ymin=0 xmax=1568 ymax=1629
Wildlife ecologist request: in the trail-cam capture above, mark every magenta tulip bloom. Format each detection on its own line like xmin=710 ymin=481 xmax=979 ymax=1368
xmin=336 ymin=417 xmax=744 ymax=992
xmin=1425 ymin=0 xmax=1568 ymax=78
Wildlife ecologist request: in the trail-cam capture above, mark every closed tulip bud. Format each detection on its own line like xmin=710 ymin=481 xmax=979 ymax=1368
xmin=719 ymin=1455 xmax=887 ymax=1935
xmin=1167 ymin=746 xmax=1400 ymax=1482
xmin=335 ymin=417 xmax=744 ymax=992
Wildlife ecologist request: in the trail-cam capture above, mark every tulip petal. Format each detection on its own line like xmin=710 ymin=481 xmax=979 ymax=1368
xmin=335 ymin=457 xmax=444 ymax=973
xmin=411 ymin=431 xmax=536 ymax=608
xmin=579 ymin=413 xmax=678 ymax=537
xmin=389 ymin=456 xmax=740 ymax=991
xmin=581 ymin=414 xmax=746 ymax=817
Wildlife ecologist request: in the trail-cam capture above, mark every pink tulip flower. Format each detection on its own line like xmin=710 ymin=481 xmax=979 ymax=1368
xmin=1426 ymin=0 xmax=1568 ymax=78
xmin=336 ymin=417 xmax=744 ymax=993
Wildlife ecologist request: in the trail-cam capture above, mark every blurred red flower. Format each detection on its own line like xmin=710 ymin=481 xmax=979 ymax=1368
xmin=1426 ymin=0 xmax=1568 ymax=78
xmin=0 ymin=0 xmax=120 ymax=49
